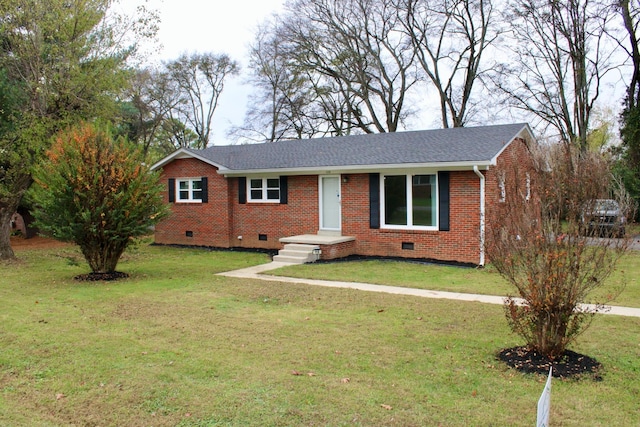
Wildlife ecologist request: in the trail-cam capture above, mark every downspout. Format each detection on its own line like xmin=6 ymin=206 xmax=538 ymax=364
xmin=473 ymin=166 xmax=486 ymax=267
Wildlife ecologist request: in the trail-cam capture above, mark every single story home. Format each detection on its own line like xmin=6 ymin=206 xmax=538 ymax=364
xmin=151 ymin=123 xmax=536 ymax=266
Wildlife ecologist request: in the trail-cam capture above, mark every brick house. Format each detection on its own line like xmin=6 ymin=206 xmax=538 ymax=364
xmin=151 ymin=123 xmax=536 ymax=266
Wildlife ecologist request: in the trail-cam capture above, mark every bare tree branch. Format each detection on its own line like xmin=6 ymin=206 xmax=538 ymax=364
xmin=399 ymin=0 xmax=499 ymax=127
xmin=165 ymin=52 xmax=239 ymax=148
xmin=491 ymin=0 xmax=620 ymax=150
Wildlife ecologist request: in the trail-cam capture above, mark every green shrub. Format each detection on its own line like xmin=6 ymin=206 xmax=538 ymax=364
xmin=31 ymin=122 xmax=168 ymax=273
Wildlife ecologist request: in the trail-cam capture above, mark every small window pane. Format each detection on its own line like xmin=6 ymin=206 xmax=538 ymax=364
xmin=179 ymin=191 xmax=189 ymax=200
xmin=267 ymin=189 xmax=280 ymax=200
xmin=250 ymin=189 xmax=262 ymax=199
xmin=266 ymin=178 xmax=279 ymax=188
xmin=385 ymin=175 xmax=407 ymax=225
xmin=250 ymin=179 xmax=263 ymax=189
xmin=192 ymin=190 xmax=203 ymax=200
xmin=179 ymin=181 xmax=189 ymax=190
xmin=192 ymin=180 xmax=202 ymax=190
xmin=412 ymin=175 xmax=435 ymax=226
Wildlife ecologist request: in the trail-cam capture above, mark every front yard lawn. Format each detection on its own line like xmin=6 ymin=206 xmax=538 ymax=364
xmin=1 ymin=243 xmax=638 ymax=426
xmin=268 ymin=252 xmax=640 ymax=308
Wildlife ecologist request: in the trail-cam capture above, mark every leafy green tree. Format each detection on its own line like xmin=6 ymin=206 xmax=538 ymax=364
xmin=31 ymin=122 xmax=168 ymax=275
xmin=0 ymin=0 xmax=158 ymax=260
xmin=614 ymin=0 xmax=640 ymax=220
xmin=617 ymin=101 xmax=640 ymax=219
xmin=0 ymin=69 xmax=31 ymax=259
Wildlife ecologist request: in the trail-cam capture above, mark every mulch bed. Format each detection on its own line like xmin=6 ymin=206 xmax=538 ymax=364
xmin=74 ymin=272 xmax=129 ymax=281
xmin=498 ymin=346 xmax=602 ymax=380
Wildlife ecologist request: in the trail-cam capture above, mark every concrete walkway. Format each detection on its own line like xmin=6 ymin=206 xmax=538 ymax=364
xmin=217 ymin=262 xmax=640 ymax=318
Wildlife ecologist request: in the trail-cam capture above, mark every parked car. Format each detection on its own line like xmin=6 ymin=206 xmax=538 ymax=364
xmin=581 ymin=199 xmax=626 ymax=237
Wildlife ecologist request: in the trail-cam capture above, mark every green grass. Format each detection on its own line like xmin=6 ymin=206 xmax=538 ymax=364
xmin=268 ymin=252 xmax=640 ymax=307
xmin=1 ymin=243 xmax=639 ymax=426
xmin=269 ymin=260 xmax=513 ymax=295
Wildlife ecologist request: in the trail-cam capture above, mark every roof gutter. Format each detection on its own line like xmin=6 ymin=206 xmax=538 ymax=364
xmin=220 ymin=162 xmax=492 ymax=177
xmin=473 ymin=165 xmax=486 ymax=267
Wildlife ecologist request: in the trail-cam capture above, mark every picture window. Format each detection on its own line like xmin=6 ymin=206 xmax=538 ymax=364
xmin=381 ymin=174 xmax=437 ymax=229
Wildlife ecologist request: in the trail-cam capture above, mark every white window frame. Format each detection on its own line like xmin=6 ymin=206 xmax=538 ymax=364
xmin=248 ymin=177 xmax=281 ymax=203
xmin=176 ymin=178 xmax=203 ymax=203
xmin=380 ymin=173 xmax=438 ymax=231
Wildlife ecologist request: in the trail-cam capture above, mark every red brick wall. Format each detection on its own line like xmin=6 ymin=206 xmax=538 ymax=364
xmin=229 ymin=175 xmax=319 ymax=250
xmin=319 ymin=240 xmax=356 ymax=259
xmin=340 ymin=172 xmax=482 ymax=264
xmin=485 ymin=137 xmax=536 ymax=234
xmin=155 ymin=158 xmax=232 ymax=247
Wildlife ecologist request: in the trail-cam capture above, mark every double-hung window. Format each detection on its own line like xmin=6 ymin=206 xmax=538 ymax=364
xmin=382 ymin=174 xmax=437 ymax=229
xmin=177 ymin=178 xmax=203 ymax=202
xmin=249 ymin=178 xmax=280 ymax=202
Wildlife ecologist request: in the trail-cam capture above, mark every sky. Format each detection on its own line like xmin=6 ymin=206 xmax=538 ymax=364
xmin=120 ymin=0 xmax=286 ymax=144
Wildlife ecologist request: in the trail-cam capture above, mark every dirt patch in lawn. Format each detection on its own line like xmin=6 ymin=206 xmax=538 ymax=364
xmin=10 ymin=235 xmax=71 ymax=251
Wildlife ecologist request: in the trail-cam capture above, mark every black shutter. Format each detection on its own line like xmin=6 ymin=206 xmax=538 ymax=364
xmin=238 ymin=177 xmax=247 ymax=204
xmin=438 ymin=171 xmax=450 ymax=231
xmin=201 ymin=177 xmax=208 ymax=203
xmin=279 ymin=176 xmax=288 ymax=204
xmin=168 ymin=178 xmax=175 ymax=203
xmin=369 ymin=173 xmax=380 ymax=229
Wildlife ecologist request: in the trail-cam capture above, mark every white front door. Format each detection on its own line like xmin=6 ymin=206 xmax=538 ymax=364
xmin=320 ymin=175 xmax=341 ymax=231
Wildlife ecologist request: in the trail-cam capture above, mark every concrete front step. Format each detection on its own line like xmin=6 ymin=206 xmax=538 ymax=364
xmin=273 ymin=243 xmax=321 ymax=264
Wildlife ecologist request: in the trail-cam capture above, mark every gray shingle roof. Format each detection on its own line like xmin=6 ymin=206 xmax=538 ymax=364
xmin=186 ymin=123 xmax=531 ymax=172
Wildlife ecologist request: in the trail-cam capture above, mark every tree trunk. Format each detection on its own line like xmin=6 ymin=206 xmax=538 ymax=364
xmin=0 ymin=208 xmax=16 ymax=260
xmin=80 ymin=241 xmax=128 ymax=273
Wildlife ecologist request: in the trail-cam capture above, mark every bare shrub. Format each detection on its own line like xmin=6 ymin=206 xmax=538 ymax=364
xmin=486 ymin=145 xmax=630 ymax=360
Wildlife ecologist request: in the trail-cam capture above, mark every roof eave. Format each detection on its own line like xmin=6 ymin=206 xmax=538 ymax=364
xmin=488 ymin=123 xmax=536 ymax=165
xmin=219 ymin=161 xmax=492 ymax=177
xmin=150 ymin=148 xmax=229 ymax=171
